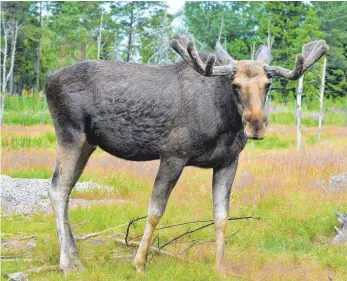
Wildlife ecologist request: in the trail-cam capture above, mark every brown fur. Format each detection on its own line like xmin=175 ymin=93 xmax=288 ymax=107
xmin=231 ymin=60 xmax=271 ymax=139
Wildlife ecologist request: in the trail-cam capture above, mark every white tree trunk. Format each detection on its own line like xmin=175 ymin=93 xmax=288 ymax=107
xmin=1 ymin=16 xmax=9 ymax=93
xmin=5 ymin=21 xmax=19 ymax=89
xmin=97 ymin=11 xmax=104 ymax=59
xmin=296 ymin=75 xmax=304 ymax=152
xmin=317 ymin=57 xmax=326 ymax=142
xmin=1 ymin=15 xmax=9 ymax=123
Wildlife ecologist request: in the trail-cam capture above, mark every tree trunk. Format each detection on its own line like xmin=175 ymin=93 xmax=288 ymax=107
xmin=317 ymin=57 xmax=326 ymax=142
xmin=5 ymin=21 xmax=19 ymax=90
xmin=97 ymin=11 xmax=104 ymax=59
xmin=9 ymin=71 xmax=14 ymax=95
xmin=126 ymin=1 xmax=135 ymax=62
xmin=2 ymin=16 xmax=9 ymax=93
xmin=0 ymin=93 xmax=4 ymax=124
xmin=35 ymin=1 xmax=42 ymax=92
xmin=296 ymin=75 xmax=304 ymax=152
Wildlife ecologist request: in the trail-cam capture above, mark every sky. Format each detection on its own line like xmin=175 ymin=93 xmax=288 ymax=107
xmin=167 ymin=0 xmax=185 ymax=14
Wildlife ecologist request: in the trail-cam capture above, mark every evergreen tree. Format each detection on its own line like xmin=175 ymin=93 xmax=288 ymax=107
xmin=314 ymin=2 xmax=347 ymax=99
xmin=256 ymin=2 xmax=322 ymax=102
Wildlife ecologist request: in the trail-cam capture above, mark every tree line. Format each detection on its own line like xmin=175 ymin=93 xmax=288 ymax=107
xmin=1 ymin=1 xmax=346 ymax=102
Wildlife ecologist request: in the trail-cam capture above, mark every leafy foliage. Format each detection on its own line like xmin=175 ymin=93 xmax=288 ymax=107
xmin=1 ymin=1 xmax=345 ymax=101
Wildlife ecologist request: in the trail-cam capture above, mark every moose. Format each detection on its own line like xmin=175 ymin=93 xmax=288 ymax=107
xmin=45 ymin=34 xmax=328 ymax=274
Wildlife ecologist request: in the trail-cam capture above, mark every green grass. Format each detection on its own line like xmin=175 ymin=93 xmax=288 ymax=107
xmin=2 ymin=183 xmax=347 ymax=281
xmin=6 ymin=168 xmax=54 ymax=179
xmin=246 ymin=135 xmax=296 ymax=150
xmin=3 ymin=95 xmax=52 ymax=126
xmin=4 ymin=111 xmax=52 ymax=126
xmin=269 ymin=111 xmax=347 ymax=126
xmin=2 ymin=131 xmax=56 ymax=149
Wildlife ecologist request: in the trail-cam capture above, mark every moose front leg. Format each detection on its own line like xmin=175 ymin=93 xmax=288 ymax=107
xmin=133 ymin=156 xmax=186 ymax=272
xmin=212 ymin=157 xmax=239 ymax=272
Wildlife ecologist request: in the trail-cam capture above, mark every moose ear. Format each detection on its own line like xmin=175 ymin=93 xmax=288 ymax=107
xmin=215 ymin=41 xmax=236 ymax=66
xmin=255 ymin=45 xmax=272 ymax=64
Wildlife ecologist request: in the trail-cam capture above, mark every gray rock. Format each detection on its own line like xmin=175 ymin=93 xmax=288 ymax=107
xmin=7 ymin=272 xmax=29 ymax=281
xmin=329 ymin=172 xmax=347 ymax=190
xmin=0 ymin=175 xmax=115 ymax=216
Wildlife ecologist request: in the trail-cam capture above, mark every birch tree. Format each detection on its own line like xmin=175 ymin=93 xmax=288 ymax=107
xmin=1 ymin=16 xmax=20 ymax=93
xmin=317 ymin=57 xmax=326 ymax=141
xmin=296 ymin=75 xmax=304 ymax=152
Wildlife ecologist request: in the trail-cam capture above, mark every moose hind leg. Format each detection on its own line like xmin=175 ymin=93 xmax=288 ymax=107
xmin=133 ymin=156 xmax=186 ymax=272
xmin=49 ymin=134 xmax=95 ymax=274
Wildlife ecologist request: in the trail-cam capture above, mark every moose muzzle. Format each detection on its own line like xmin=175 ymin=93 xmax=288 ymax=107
xmin=242 ymin=111 xmax=268 ymax=140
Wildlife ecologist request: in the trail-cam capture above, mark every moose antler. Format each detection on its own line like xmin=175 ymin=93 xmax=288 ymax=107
xmin=265 ymin=40 xmax=329 ymax=80
xmin=171 ymin=35 xmax=236 ymax=77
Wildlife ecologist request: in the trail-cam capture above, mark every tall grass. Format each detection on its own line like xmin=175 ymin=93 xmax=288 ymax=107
xmin=2 ymin=131 xmax=56 ymax=149
xmin=3 ymin=95 xmax=52 ymax=126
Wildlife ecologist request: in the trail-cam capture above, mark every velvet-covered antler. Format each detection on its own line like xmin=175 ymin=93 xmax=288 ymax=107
xmin=265 ymin=40 xmax=329 ymax=80
xmin=171 ymin=35 xmax=236 ymax=77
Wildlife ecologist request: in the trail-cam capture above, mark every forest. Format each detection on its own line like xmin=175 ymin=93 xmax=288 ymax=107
xmin=1 ymin=1 xmax=347 ymax=104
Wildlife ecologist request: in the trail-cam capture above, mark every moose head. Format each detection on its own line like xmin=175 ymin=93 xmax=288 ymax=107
xmin=172 ymin=35 xmax=329 ymax=140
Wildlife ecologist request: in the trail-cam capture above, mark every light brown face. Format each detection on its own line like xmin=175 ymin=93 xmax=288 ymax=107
xmin=231 ymin=60 xmax=271 ymax=140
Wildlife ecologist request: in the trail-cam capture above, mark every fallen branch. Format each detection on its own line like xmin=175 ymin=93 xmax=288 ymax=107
xmin=179 ymin=239 xmax=215 ymax=255
xmin=73 ymin=220 xmax=91 ymax=229
xmin=1 ymin=256 xmax=34 ymax=262
xmin=19 ymin=235 xmax=38 ymax=241
xmin=159 ymin=217 xmax=252 ymax=250
xmin=160 ymin=222 xmax=214 ymax=249
xmin=6 ymin=265 xmax=59 ymax=279
xmin=125 ymin=215 xmax=147 ymax=247
xmin=76 ymin=223 xmax=128 ymax=241
xmin=129 ymin=215 xmax=261 ymax=242
xmin=113 ymin=236 xmax=190 ymax=262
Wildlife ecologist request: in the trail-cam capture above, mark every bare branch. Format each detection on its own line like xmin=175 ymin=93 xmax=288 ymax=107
xmin=113 ymin=237 xmax=191 ymax=262
xmin=73 ymin=220 xmax=91 ymax=229
xmin=125 ymin=215 xmax=147 ymax=247
xmin=159 ymin=217 xmax=259 ymax=250
xmin=76 ymin=223 xmax=128 ymax=241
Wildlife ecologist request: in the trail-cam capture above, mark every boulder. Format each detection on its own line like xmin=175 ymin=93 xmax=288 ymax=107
xmin=7 ymin=272 xmax=29 ymax=281
xmin=329 ymin=172 xmax=347 ymax=190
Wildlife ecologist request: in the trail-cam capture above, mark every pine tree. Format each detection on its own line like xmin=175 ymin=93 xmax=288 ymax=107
xmin=256 ymin=2 xmax=323 ymax=102
xmin=314 ymin=2 xmax=347 ymax=99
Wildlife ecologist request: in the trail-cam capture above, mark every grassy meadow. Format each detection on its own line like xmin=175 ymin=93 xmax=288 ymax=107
xmin=1 ymin=99 xmax=347 ymax=280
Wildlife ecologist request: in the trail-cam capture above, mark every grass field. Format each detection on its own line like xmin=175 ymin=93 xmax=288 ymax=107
xmin=1 ymin=124 xmax=347 ymax=281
